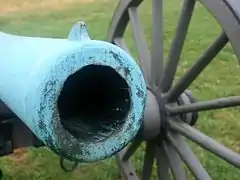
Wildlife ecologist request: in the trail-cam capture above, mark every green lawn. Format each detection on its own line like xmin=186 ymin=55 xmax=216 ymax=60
xmin=0 ymin=0 xmax=239 ymax=179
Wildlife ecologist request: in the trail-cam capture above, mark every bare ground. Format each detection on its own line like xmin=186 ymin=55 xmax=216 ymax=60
xmin=10 ymin=148 xmax=29 ymax=165
xmin=0 ymin=0 xmax=94 ymax=14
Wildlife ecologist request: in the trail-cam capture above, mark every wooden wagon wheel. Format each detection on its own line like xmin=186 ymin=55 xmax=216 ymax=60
xmin=106 ymin=0 xmax=240 ymax=179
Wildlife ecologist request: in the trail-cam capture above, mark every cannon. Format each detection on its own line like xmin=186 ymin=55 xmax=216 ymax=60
xmin=0 ymin=22 xmax=147 ymax=167
xmin=1 ymin=0 xmax=240 ymax=179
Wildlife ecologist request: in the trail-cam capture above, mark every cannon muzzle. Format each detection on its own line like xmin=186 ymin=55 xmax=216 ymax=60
xmin=0 ymin=22 xmax=146 ymax=162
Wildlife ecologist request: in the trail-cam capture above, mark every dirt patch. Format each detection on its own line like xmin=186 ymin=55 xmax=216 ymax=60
xmin=10 ymin=148 xmax=29 ymax=165
xmin=0 ymin=0 xmax=94 ymax=14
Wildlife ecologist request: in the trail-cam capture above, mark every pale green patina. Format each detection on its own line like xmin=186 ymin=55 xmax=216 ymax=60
xmin=0 ymin=22 xmax=147 ymax=162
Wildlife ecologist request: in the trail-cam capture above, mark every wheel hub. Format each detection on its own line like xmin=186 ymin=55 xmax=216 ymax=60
xmin=140 ymin=88 xmax=199 ymax=141
xmin=177 ymin=90 xmax=199 ymax=126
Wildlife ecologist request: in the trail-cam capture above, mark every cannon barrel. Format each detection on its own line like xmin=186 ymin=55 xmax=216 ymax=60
xmin=0 ymin=22 xmax=146 ymax=162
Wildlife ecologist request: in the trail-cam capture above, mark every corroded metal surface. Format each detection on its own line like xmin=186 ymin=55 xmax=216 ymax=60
xmin=0 ymin=21 xmax=147 ymax=162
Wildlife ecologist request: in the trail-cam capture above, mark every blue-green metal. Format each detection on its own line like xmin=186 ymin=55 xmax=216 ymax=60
xmin=0 ymin=22 xmax=147 ymax=162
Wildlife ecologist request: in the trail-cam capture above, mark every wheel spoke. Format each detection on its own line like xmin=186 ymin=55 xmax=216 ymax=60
xmin=114 ymin=37 xmax=132 ymax=55
xmin=167 ymin=131 xmax=211 ymax=180
xmin=166 ymin=32 xmax=229 ymax=102
xmin=162 ymin=140 xmax=187 ymax=180
xmin=107 ymin=0 xmax=132 ymax=41
xmin=151 ymin=0 xmax=164 ymax=86
xmin=141 ymin=141 xmax=156 ymax=180
xmin=161 ymin=0 xmax=196 ymax=92
xmin=128 ymin=7 xmax=151 ymax=84
xmin=168 ymin=119 xmax=240 ymax=168
xmin=123 ymin=139 xmax=142 ymax=161
xmin=166 ymin=96 xmax=240 ymax=114
xmin=156 ymin=143 xmax=171 ymax=180
xmin=116 ymin=148 xmax=139 ymax=180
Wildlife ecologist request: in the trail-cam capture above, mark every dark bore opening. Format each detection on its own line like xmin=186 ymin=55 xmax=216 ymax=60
xmin=58 ymin=65 xmax=131 ymax=142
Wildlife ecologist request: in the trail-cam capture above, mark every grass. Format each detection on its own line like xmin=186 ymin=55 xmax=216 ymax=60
xmin=0 ymin=0 xmax=240 ymax=179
